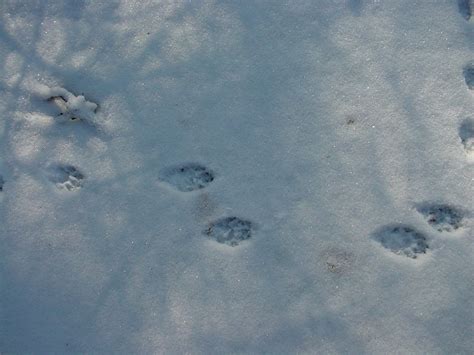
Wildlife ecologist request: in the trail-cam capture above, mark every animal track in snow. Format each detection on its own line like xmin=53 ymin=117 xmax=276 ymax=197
xmin=204 ymin=217 xmax=253 ymax=246
xmin=458 ymin=0 xmax=472 ymax=20
xmin=40 ymin=86 xmax=98 ymax=123
xmin=463 ymin=63 xmax=474 ymax=90
xmin=349 ymin=0 xmax=363 ymax=16
xmin=322 ymin=247 xmax=355 ymax=275
xmin=48 ymin=164 xmax=85 ymax=191
xmin=0 ymin=175 xmax=4 ymax=191
xmin=459 ymin=119 xmax=474 ymax=157
xmin=345 ymin=116 xmax=356 ymax=125
xmin=160 ymin=163 xmax=214 ymax=192
xmin=417 ymin=203 xmax=465 ymax=232
xmin=372 ymin=225 xmax=428 ymax=259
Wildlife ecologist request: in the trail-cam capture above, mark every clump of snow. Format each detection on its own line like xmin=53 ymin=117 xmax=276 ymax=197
xmin=37 ymin=85 xmax=98 ymax=124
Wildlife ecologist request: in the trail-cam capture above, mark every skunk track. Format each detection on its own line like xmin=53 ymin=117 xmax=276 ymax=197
xmin=416 ymin=203 xmax=466 ymax=232
xmin=48 ymin=164 xmax=85 ymax=191
xmin=160 ymin=163 xmax=214 ymax=192
xmin=204 ymin=217 xmax=253 ymax=246
xmin=372 ymin=224 xmax=428 ymax=258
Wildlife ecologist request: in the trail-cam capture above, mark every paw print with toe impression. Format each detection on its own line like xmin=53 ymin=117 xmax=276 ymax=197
xmin=159 ymin=163 xmax=215 ymax=192
xmin=417 ymin=203 xmax=466 ymax=232
xmin=372 ymin=224 xmax=429 ymax=259
xmin=204 ymin=217 xmax=253 ymax=247
xmin=48 ymin=164 xmax=85 ymax=191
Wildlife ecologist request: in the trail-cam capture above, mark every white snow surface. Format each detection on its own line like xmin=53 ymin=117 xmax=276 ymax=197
xmin=0 ymin=1 xmax=473 ymax=353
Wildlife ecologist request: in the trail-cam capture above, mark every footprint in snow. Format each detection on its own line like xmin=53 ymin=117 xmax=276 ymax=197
xmin=463 ymin=63 xmax=474 ymax=90
xmin=48 ymin=164 xmax=85 ymax=191
xmin=459 ymin=118 xmax=474 ymax=158
xmin=322 ymin=247 xmax=355 ymax=275
xmin=204 ymin=217 xmax=253 ymax=247
xmin=458 ymin=0 xmax=472 ymax=20
xmin=0 ymin=175 xmax=4 ymax=191
xmin=416 ymin=203 xmax=466 ymax=232
xmin=372 ymin=224 xmax=428 ymax=259
xmin=159 ymin=163 xmax=214 ymax=192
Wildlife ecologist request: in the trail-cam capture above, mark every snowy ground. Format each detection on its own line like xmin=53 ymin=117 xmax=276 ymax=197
xmin=0 ymin=1 xmax=473 ymax=353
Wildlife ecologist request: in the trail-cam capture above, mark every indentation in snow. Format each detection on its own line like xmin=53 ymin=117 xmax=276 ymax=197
xmin=159 ymin=163 xmax=214 ymax=192
xmin=372 ymin=225 xmax=428 ymax=258
xmin=47 ymin=164 xmax=85 ymax=191
xmin=458 ymin=0 xmax=472 ymax=20
xmin=459 ymin=118 xmax=474 ymax=159
xmin=204 ymin=217 xmax=253 ymax=246
xmin=417 ymin=203 xmax=466 ymax=232
xmin=463 ymin=63 xmax=474 ymax=90
xmin=322 ymin=247 xmax=355 ymax=275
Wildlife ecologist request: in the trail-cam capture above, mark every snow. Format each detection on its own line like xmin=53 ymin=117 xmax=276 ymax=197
xmin=0 ymin=0 xmax=473 ymax=353
xmin=35 ymin=85 xmax=98 ymax=124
